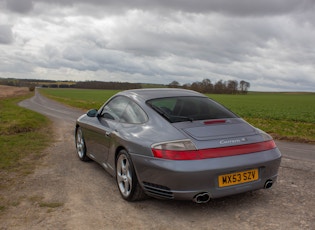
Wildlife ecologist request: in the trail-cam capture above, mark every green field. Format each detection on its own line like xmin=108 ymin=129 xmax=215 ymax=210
xmin=209 ymin=93 xmax=314 ymax=123
xmin=39 ymin=88 xmax=315 ymax=143
xmin=40 ymin=88 xmax=120 ymax=110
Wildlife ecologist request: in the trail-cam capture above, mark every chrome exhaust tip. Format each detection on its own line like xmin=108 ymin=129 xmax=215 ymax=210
xmin=193 ymin=192 xmax=211 ymax=204
xmin=264 ymin=180 xmax=273 ymax=189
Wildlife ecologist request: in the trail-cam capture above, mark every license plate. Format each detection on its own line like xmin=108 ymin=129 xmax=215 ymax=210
xmin=218 ymin=169 xmax=259 ymax=188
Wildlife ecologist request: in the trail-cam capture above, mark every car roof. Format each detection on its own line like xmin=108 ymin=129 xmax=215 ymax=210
xmin=118 ymin=88 xmax=205 ymax=101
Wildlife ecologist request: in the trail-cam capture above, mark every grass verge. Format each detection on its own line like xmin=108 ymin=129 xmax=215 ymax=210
xmin=0 ymin=93 xmax=51 ymax=212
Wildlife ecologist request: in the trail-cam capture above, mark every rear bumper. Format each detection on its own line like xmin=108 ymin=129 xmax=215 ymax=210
xmin=130 ymin=148 xmax=282 ymax=200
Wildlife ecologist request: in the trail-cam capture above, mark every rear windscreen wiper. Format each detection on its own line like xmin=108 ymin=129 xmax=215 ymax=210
xmin=150 ymin=104 xmax=173 ymax=122
xmin=171 ymin=115 xmax=194 ymax=122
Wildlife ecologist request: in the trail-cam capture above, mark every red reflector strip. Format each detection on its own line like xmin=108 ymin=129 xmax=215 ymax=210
xmin=152 ymin=140 xmax=276 ymax=160
xmin=204 ymin=119 xmax=226 ymax=125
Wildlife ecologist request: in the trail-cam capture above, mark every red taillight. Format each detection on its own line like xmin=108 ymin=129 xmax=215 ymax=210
xmin=152 ymin=140 xmax=276 ymax=160
xmin=151 ymin=149 xmax=200 ymax=160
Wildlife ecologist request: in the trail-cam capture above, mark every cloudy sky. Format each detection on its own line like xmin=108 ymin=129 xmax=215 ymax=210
xmin=1 ymin=0 xmax=315 ymax=91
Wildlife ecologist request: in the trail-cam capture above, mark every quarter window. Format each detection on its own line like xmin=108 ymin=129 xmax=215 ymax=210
xmin=101 ymin=96 xmax=147 ymax=124
xmin=120 ymin=101 xmax=148 ymax=124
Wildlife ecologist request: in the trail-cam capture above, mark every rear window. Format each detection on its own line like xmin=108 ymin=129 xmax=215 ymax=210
xmin=147 ymin=96 xmax=237 ymax=123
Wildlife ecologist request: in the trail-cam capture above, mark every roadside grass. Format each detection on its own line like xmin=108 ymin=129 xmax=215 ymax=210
xmin=39 ymin=88 xmax=315 ymax=143
xmin=0 ymin=94 xmax=50 ymax=170
xmin=0 ymin=93 xmax=51 ymax=212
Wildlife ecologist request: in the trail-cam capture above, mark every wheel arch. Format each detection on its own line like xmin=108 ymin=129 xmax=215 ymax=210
xmin=74 ymin=124 xmax=81 ymax=145
xmin=115 ymin=146 xmax=128 ymax=164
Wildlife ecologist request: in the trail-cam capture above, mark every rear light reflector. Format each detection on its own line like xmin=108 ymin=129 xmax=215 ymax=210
xmin=151 ymin=140 xmax=276 ymax=160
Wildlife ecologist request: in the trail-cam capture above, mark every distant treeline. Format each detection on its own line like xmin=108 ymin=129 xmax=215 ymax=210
xmin=73 ymin=81 xmax=142 ymax=90
xmin=0 ymin=78 xmax=142 ymax=90
xmin=0 ymin=78 xmax=250 ymax=94
xmin=169 ymin=79 xmax=250 ymax=94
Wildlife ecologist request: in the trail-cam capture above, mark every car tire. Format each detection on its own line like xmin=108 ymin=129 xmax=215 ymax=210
xmin=116 ymin=150 xmax=146 ymax=201
xmin=75 ymin=127 xmax=90 ymax=162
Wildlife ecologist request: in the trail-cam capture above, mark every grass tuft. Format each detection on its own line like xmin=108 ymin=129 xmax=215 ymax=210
xmin=39 ymin=202 xmax=64 ymax=208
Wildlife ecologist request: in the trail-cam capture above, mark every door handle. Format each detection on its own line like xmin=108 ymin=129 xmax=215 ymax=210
xmin=105 ymin=131 xmax=111 ymax=137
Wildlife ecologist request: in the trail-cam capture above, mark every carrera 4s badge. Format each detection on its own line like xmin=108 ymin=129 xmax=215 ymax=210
xmin=219 ymin=138 xmax=247 ymax=145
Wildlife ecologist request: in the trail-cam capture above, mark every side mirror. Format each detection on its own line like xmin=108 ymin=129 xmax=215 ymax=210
xmin=87 ymin=109 xmax=98 ymax=117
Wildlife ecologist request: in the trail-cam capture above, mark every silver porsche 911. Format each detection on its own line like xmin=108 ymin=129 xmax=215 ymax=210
xmin=75 ymin=88 xmax=281 ymax=203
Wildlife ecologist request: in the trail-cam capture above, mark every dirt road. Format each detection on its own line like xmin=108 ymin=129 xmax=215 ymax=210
xmin=0 ymin=85 xmax=29 ymax=98
xmin=1 ymin=91 xmax=314 ymax=229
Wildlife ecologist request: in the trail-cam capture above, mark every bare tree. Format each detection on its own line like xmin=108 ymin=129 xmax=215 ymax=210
xmin=201 ymin=78 xmax=213 ymax=93
xmin=190 ymin=81 xmax=203 ymax=92
xmin=227 ymin=80 xmax=238 ymax=94
xmin=239 ymin=80 xmax=250 ymax=94
xmin=214 ymin=80 xmax=226 ymax=94
xmin=168 ymin=81 xmax=180 ymax=88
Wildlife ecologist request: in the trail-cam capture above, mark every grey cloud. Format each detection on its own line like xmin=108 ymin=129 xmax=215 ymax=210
xmin=43 ymin=45 xmax=60 ymax=60
xmin=62 ymin=47 xmax=83 ymax=62
xmin=34 ymin=0 xmax=315 ymax=16
xmin=105 ymin=14 xmax=279 ymax=64
xmin=0 ymin=50 xmax=35 ymax=73
xmin=1 ymin=0 xmax=315 ymax=92
xmin=5 ymin=0 xmax=33 ymax=13
xmin=34 ymin=9 xmax=315 ymax=90
xmin=0 ymin=25 xmax=13 ymax=44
